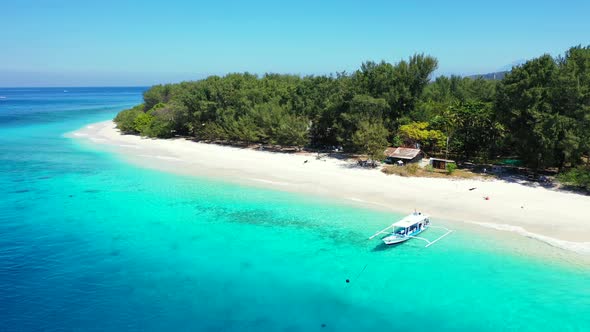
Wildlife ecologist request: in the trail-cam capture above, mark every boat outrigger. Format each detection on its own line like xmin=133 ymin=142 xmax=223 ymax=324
xmin=369 ymin=211 xmax=453 ymax=247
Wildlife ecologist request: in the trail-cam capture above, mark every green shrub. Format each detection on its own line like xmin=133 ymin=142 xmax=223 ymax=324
xmin=114 ymin=105 xmax=144 ymax=133
xmin=382 ymin=165 xmax=409 ymax=177
xmin=406 ymin=163 xmax=419 ymax=175
xmin=557 ymin=167 xmax=590 ymax=190
xmin=198 ymin=122 xmax=229 ymax=141
xmin=133 ymin=113 xmax=155 ymax=136
xmin=144 ymin=105 xmax=177 ymax=138
xmin=143 ymin=85 xmax=172 ymax=111
xmin=446 ymin=162 xmax=457 ymax=175
xmin=144 ymin=116 xmax=173 ymax=138
xmin=425 ymin=164 xmax=434 ymax=172
xmin=391 ymin=135 xmax=403 ymax=147
xmin=147 ymin=102 xmax=167 ymax=113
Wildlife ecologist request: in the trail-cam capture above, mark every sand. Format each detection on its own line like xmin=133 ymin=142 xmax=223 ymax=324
xmin=69 ymin=121 xmax=590 ymax=254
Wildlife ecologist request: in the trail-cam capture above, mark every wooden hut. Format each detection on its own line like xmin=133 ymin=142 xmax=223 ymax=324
xmin=384 ymin=147 xmax=423 ymax=164
xmin=429 ymin=158 xmax=456 ymax=170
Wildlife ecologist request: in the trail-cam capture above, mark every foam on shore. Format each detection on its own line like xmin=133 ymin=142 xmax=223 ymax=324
xmin=473 ymin=222 xmax=590 ymax=254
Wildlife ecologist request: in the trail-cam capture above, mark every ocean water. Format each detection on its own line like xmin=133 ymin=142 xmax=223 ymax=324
xmin=0 ymin=87 xmax=589 ymax=332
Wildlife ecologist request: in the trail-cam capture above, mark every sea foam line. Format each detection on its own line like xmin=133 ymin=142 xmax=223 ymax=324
xmin=348 ymin=197 xmax=394 ymax=209
xmin=249 ymin=178 xmax=291 ymax=186
xmin=138 ymin=154 xmax=182 ymax=161
xmin=473 ymin=221 xmax=590 ymax=255
xmin=118 ymin=144 xmax=141 ymax=149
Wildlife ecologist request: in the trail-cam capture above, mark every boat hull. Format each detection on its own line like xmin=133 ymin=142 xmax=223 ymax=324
xmin=382 ymin=226 xmax=428 ymax=245
xmin=382 ymin=235 xmax=410 ymax=245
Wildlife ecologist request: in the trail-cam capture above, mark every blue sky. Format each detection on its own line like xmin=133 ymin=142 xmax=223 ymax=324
xmin=1 ymin=0 xmax=589 ymax=86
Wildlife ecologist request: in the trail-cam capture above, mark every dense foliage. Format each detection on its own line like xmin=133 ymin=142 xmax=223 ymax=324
xmin=115 ymin=46 xmax=590 ymax=179
xmin=557 ymin=166 xmax=590 ymax=190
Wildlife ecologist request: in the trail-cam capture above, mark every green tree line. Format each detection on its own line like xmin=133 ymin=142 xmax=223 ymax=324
xmin=115 ymin=46 xmax=590 ymax=187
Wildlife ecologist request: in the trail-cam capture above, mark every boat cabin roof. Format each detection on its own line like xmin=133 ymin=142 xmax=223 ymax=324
xmin=392 ymin=213 xmax=429 ymax=228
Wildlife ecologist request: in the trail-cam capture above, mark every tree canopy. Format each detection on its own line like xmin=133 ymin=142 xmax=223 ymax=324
xmin=115 ymin=46 xmax=590 ymax=183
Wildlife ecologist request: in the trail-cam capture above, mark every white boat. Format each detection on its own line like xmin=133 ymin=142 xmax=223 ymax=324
xmin=369 ymin=211 xmax=453 ymax=247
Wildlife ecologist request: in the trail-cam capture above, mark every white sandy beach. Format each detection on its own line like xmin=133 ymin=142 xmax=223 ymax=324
xmin=71 ymin=121 xmax=590 ymax=254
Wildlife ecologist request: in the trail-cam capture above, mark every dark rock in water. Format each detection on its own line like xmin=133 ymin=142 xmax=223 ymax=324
xmin=83 ymin=189 xmax=100 ymax=193
xmin=240 ymin=261 xmax=252 ymax=270
xmin=122 ymin=285 xmax=135 ymax=295
xmin=321 ymin=323 xmax=327 ymax=328
xmin=11 ymin=189 xmax=30 ymax=194
xmin=69 ymin=194 xmax=74 ymax=198
xmin=345 ymin=279 xmax=350 ymax=283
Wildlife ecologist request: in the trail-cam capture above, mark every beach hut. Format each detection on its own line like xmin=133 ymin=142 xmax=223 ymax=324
xmin=384 ymin=147 xmax=423 ymax=164
xmin=429 ymin=158 xmax=456 ymax=170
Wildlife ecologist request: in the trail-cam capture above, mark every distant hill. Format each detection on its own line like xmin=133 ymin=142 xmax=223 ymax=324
xmin=467 ymin=71 xmax=508 ymax=80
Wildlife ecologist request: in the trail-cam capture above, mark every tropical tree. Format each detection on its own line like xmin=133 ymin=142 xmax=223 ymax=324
xmin=336 ymin=94 xmax=389 ymax=148
xmin=351 ymin=120 xmax=389 ymax=162
xmin=398 ymin=122 xmax=446 ymax=151
xmin=439 ymin=102 xmax=503 ymax=161
xmin=495 ymin=55 xmax=561 ymax=168
xmin=555 ymin=46 xmax=590 ymax=166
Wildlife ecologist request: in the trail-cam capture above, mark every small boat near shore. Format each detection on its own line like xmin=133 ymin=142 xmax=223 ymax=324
xmin=369 ymin=211 xmax=453 ymax=247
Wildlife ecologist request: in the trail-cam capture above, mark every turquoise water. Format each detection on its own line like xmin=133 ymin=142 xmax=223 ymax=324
xmin=1 ymin=88 xmax=589 ymax=331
